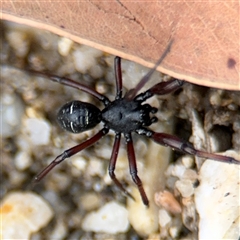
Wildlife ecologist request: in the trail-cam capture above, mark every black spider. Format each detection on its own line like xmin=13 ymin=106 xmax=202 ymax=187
xmin=31 ymin=45 xmax=239 ymax=207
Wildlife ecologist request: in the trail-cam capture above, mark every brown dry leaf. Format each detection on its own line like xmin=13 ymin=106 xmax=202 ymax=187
xmin=1 ymin=1 xmax=239 ymax=90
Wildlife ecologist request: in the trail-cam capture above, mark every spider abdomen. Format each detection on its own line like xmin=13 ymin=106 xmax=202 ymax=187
xmin=57 ymin=101 xmax=101 ymax=133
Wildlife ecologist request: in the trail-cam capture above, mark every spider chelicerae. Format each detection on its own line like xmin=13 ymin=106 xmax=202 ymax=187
xmin=30 ymin=43 xmax=239 ymax=207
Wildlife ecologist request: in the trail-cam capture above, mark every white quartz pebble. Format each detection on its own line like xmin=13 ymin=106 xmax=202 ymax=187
xmin=0 ymin=191 xmax=53 ymax=239
xmin=82 ymin=201 xmax=129 ymax=234
xmin=159 ymin=209 xmax=171 ymax=227
xmin=73 ymin=46 xmax=102 ymax=74
xmin=1 ymin=93 xmax=24 ymax=137
xmin=6 ymin=29 xmax=30 ymax=57
xmin=175 ymin=179 xmax=194 ymax=198
xmin=195 ymin=151 xmax=240 ymax=239
xmin=58 ymin=37 xmax=73 ymax=56
xmin=24 ymin=118 xmax=51 ymax=145
xmin=14 ymin=151 xmax=32 ymax=170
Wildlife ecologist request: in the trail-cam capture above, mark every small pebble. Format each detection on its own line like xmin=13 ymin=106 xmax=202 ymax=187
xmin=5 ymin=30 xmax=30 ymax=57
xmin=82 ymin=201 xmax=129 ymax=234
xmin=155 ymin=190 xmax=182 ymax=214
xmin=182 ymin=169 xmax=198 ymax=181
xmin=24 ymin=118 xmax=51 ymax=145
xmin=89 ymin=64 xmax=104 ymax=79
xmin=1 ymin=93 xmax=24 ymax=137
xmin=87 ymin=158 xmax=105 ymax=177
xmin=58 ymin=37 xmax=73 ymax=56
xmin=169 ymin=226 xmax=180 ymax=238
xmin=0 ymin=191 xmax=53 ymax=239
xmin=159 ymin=209 xmax=171 ymax=227
xmin=80 ymin=193 xmax=101 ymax=211
xmin=49 ymin=218 xmax=67 ymax=240
xmin=171 ymin=164 xmax=186 ymax=179
xmin=14 ymin=151 xmax=32 ymax=171
xmin=181 ymin=155 xmax=194 ymax=168
xmin=73 ymin=46 xmax=102 ymax=74
xmin=71 ymin=156 xmax=87 ymax=171
xmin=209 ymin=91 xmax=221 ymax=106
xmin=175 ymin=179 xmax=194 ymax=198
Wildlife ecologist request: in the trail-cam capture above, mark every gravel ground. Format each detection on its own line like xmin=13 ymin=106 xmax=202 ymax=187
xmin=1 ymin=20 xmax=240 ymax=240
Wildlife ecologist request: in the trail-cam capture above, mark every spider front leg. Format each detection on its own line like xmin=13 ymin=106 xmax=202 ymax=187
xmin=33 ymin=128 xmax=109 ymax=184
xmin=114 ymin=57 xmax=123 ymax=99
xmin=134 ymin=78 xmax=184 ymax=102
xmin=125 ymin=133 xmax=149 ymax=206
xmin=126 ymin=38 xmax=174 ymax=100
xmin=148 ymin=78 xmax=184 ymax=96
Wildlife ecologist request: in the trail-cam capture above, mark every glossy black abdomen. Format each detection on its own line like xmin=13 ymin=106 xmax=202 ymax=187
xmin=57 ymin=101 xmax=101 ymax=133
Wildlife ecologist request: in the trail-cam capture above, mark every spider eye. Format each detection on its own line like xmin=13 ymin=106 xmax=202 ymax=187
xmin=57 ymin=101 xmax=101 ymax=133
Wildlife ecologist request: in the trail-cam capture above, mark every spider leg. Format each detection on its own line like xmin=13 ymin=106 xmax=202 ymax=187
xmin=26 ymin=69 xmax=110 ymax=106
xmin=149 ymin=131 xmax=240 ymax=164
xmin=32 ymin=128 xmax=109 ymax=184
xmin=125 ymin=38 xmax=174 ymax=100
xmin=148 ymin=78 xmax=184 ymax=96
xmin=134 ymin=78 xmax=184 ymax=102
xmin=125 ymin=133 xmax=149 ymax=206
xmin=108 ymin=133 xmax=135 ymax=201
xmin=114 ymin=57 xmax=123 ymax=99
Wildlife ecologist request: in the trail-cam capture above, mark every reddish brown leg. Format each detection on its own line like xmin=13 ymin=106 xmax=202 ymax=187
xmin=151 ymin=132 xmax=240 ymax=164
xmin=108 ymin=133 xmax=135 ymax=200
xmin=126 ymin=38 xmax=174 ymax=100
xmin=114 ymin=57 xmax=123 ymax=99
xmin=33 ymin=128 xmax=109 ymax=183
xmin=26 ymin=69 xmax=110 ymax=105
xmin=125 ymin=133 xmax=149 ymax=206
xmin=148 ymin=78 xmax=183 ymax=95
xmin=134 ymin=78 xmax=184 ymax=102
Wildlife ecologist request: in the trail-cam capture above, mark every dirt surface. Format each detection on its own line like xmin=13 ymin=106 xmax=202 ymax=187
xmin=1 ymin=20 xmax=240 ymax=240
